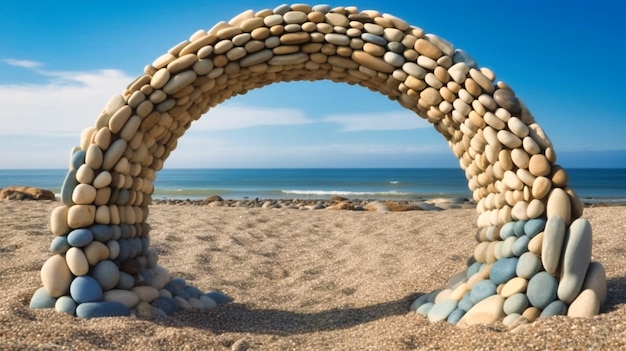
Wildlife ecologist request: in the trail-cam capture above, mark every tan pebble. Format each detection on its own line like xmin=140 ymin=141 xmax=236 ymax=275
xmin=95 ymin=205 xmax=110 ymax=224
xmin=109 ymin=106 xmax=132 ymax=134
xmin=458 ymin=295 xmax=505 ymax=326
xmin=76 ymin=164 xmax=95 ymax=185
xmin=84 ymin=241 xmax=110 ymax=266
xmin=448 ymin=62 xmax=469 ymax=83
xmin=521 ymin=307 xmax=541 ymax=322
xmin=478 ymin=94 xmax=497 ymax=111
xmin=240 ymin=17 xmax=265 ymax=32
xmin=41 ymin=255 xmax=73 ymax=297
xmin=526 ymin=199 xmax=545 ymax=219
xmin=433 ymin=288 xmax=454 ymax=303
xmin=528 ymin=154 xmax=551 ymax=177
xmin=512 ymin=201 xmax=529 ymax=221
xmin=566 ymin=187 xmax=584 ymax=220
xmin=325 ymin=13 xmax=349 ymax=27
xmin=546 ymin=188 xmax=571 ymax=224
xmin=72 ymin=184 xmax=97 ymax=205
xmin=102 ymin=139 xmax=127 ymax=171
xmin=179 ymin=34 xmax=217 ymax=57
xmin=67 ymin=205 xmax=95 ymax=228
xmin=283 ymin=11 xmax=308 ymax=24
xmin=352 ymin=50 xmax=395 ymax=73
xmin=582 ymin=262 xmax=607 ymax=306
xmin=50 ymin=206 xmax=70 ymax=236
xmin=251 ymin=27 xmax=270 ymax=40
xmin=451 ymin=283 xmax=468 ymax=301
xmin=464 ymin=78 xmax=482 ymax=97
xmin=132 ymin=286 xmax=160 ymax=303
xmin=280 ymin=32 xmax=310 ymax=45
xmin=193 ymin=59 xmax=215 ymax=75
xmin=92 ymin=171 xmax=112 ymax=189
xmin=417 ymin=55 xmax=437 ymax=70
xmin=167 ymin=54 xmax=198 ymax=74
xmin=528 ymin=232 xmax=543 ymax=255
xmin=484 ymin=111 xmax=505 ymax=130
xmin=162 ymin=71 xmax=197 ymax=95
xmin=531 ymin=176 xmax=551 ymax=199
xmin=268 ymin=52 xmax=308 ymax=65
xmin=511 ymin=148 xmax=530 ymax=169
xmin=414 ymin=38 xmax=442 ymax=60
xmin=522 ymin=136 xmax=542 ymax=155
xmin=103 ymin=290 xmax=140 ymax=309
xmin=362 ymin=42 xmax=385 ymax=56
xmin=66 ymin=247 xmax=89 ymax=276
xmin=152 ymin=53 xmax=176 ymax=70
xmin=508 ymin=117 xmax=529 ymax=138
xmin=551 ymin=165 xmax=569 ymax=187
xmin=503 ymin=170 xmax=523 ymax=190
xmin=497 ymin=130 xmax=522 ymax=149
xmin=216 ymin=26 xmax=243 ymax=40
xmin=417 ymin=87 xmax=441 ymax=107
xmin=567 ymin=289 xmax=600 ymax=317
xmin=469 ymin=68 xmax=494 ymax=93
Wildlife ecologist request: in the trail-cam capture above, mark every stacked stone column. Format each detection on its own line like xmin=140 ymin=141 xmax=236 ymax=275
xmin=31 ymin=4 xmax=606 ymax=324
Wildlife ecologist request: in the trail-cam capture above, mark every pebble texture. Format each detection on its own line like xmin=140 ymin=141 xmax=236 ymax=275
xmin=30 ymin=4 xmax=604 ymax=324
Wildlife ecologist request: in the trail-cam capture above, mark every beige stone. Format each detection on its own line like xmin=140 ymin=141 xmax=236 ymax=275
xmin=84 ymin=241 xmax=110 ymax=266
xmin=582 ymin=261 xmax=607 ymax=306
xmin=458 ymin=295 xmax=505 ymax=326
xmin=66 ymin=247 xmax=89 ymax=276
xmin=132 ymin=286 xmax=160 ymax=303
xmin=50 ymin=206 xmax=70 ymax=236
xmin=41 ymin=255 xmax=72 ymax=297
xmin=546 ymin=188 xmax=571 ymax=225
xmin=67 ymin=205 xmax=96 ymax=228
xmin=501 ymin=277 xmax=528 ymax=298
xmin=103 ymin=289 xmax=140 ymax=309
xmin=567 ymin=289 xmax=600 ymax=318
xmin=531 ymin=176 xmax=552 ymax=199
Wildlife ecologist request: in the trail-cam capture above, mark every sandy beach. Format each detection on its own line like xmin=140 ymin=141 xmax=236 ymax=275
xmin=1 ymin=200 xmax=624 ymax=350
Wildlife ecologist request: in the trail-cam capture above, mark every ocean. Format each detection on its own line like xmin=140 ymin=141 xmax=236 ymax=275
xmin=1 ymin=168 xmax=625 ymax=204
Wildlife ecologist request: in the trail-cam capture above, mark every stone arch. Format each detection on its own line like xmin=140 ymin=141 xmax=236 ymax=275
xmin=31 ymin=4 xmax=606 ymax=325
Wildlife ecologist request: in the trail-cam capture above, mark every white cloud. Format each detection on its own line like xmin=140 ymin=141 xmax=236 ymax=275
xmin=322 ymin=111 xmax=430 ymax=131
xmin=0 ymin=63 xmax=132 ymax=136
xmin=2 ymin=58 xmax=43 ymax=69
xmin=191 ymin=104 xmax=313 ymax=131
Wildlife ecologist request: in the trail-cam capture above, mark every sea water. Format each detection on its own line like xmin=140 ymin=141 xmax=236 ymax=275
xmin=1 ymin=168 xmax=625 ymax=203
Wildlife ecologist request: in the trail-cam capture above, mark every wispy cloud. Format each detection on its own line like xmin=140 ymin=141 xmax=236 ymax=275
xmin=2 ymin=58 xmax=43 ymax=69
xmin=191 ymin=104 xmax=313 ymax=131
xmin=322 ymin=111 xmax=430 ymax=132
xmin=0 ymin=61 xmax=132 ymax=136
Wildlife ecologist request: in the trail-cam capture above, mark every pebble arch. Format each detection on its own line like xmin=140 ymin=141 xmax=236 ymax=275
xmin=32 ymin=4 xmax=606 ymax=325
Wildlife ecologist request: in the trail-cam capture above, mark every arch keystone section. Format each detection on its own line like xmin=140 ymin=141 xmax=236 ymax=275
xmin=31 ymin=4 xmax=606 ymax=326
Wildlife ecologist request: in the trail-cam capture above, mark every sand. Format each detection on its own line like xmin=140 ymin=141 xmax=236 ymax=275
xmin=0 ymin=200 xmax=624 ymax=350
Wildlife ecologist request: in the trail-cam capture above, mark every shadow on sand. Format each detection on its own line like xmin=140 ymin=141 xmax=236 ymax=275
xmin=166 ymin=292 xmax=423 ymax=335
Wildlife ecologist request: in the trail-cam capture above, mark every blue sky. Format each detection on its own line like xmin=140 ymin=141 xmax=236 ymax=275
xmin=1 ymin=0 xmax=625 ymax=169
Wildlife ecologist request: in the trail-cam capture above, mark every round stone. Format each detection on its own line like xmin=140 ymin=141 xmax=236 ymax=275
xmin=490 ymin=257 xmax=518 ymax=285
xmin=540 ymin=300 xmax=567 ymax=318
xmin=67 ymin=228 xmax=93 ymax=248
xmin=516 ymin=252 xmax=542 ymax=279
xmin=527 ymin=271 xmax=558 ymax=309
xmin=524 ymin=218 xmax=546 ymax=238
xmin=84 ymin=241 xmax=110 ymax=266
xmin=103 ymin=289 xmax=140 ymax=309
xmin=546 ymin=188 xmax=571 ymax=225
xmin=50 ymin=236 xmax=70 ymax=254
xmin=558 ymin=218 xmax=592 ymax=304
xmin=458 ymin=295 xmax=505 ymax=326
xmin=30 ymin=287 xmax=57 ymax=309
xmin=70 ymin=276 xmax=103 ymax=304
xmin=567 ymin=289 xmax=600 ymax=318
xmin=415 ymin=302 xmax=434 ymax=316
xmin=55 ymin=295 xmax=78 ymax=315
xmin=61 ymin=170 xmax=78 ymax=206
xmin=67 ymin=205 xmax=96 ymax=229
xmin=116 ymin=272 xmax=135 ymax=290
xmin=493 ymin=88 xmax=521 ymax=113
xmin=501 ymin=277 xmax=528 ymax=298
xmin=76 ymin=301 xmax=130 ymax=318
xmin=66 ymin=247 xmax=89 ymax=276
xmin=446 ymin=308 xmax=466 ymax=325
xmin=152 ymin=296 xmax=181 ymax=315
xmin=132 ymin=286 xmax=160 ymax=302
xmin=542 ymin=216 xmax=566 ymax=274
xmin=582 ymin=261 xmax=607 ymax=305
xmin=40 ymin=255 xmax=73 ymax=297
xmin=470 ymin=280 xmax=497 ymax=304
xmin=428 ymin=299 xmax=458 ymax=322
xmin=92 ymin=260 xmax=120 ymax=290
xmin=529 ymin=154 xmax=551 ymax=177
xmin=511 ymin=235 xmax=530 ymax=256
xmin=503 ymin=293 xmax=529 ymax=315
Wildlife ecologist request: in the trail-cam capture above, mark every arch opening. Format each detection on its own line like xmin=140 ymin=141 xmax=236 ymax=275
xmin=31 ymin=4 xmax=606 ymax=325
